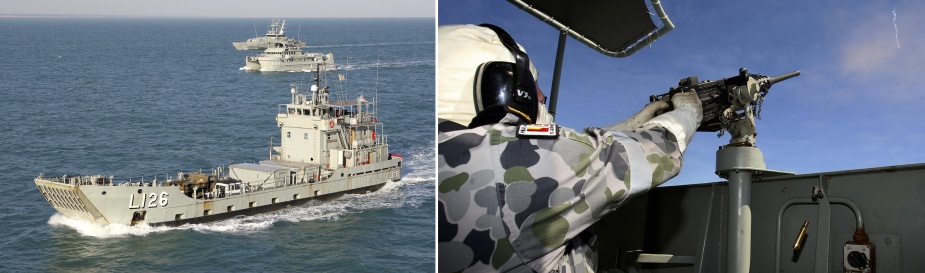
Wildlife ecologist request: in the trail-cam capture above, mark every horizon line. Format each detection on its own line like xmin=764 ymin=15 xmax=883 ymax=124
xmin=0 ymin=14 xmax=435 ymax=19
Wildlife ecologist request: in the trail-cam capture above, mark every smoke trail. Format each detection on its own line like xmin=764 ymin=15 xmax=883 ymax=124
xmin=893 ymin=5 xmax=901 ymax=48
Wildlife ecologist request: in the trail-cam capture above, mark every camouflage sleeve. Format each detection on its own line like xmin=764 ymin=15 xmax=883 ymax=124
xmin=438 ymin=122 xmax=683 ymax=272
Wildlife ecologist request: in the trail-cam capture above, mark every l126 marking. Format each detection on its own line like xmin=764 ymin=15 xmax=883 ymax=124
xmin=129 ymin=192 xmax=168 ymax=209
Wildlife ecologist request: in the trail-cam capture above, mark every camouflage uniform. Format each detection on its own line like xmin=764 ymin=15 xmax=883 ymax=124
xmin=438 ymin=114 xmax=683 ymax=273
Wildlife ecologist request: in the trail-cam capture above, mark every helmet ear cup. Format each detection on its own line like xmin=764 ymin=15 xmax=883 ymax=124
xmin=472 ymin=24 xmax=538 ymax=124
xmin=474 ymin=62 xmax=537 ymax=123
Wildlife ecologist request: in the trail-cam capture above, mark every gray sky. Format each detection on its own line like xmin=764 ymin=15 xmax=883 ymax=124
xmin=1 ymin=0 xmax=435 ymax=18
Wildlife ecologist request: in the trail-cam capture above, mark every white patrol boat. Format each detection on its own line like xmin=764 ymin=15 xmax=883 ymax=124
xmin=232 ymin=19 xmax=306 ymax=50
xmin=34 ymin=66 xmax=403 ymax=226
xmin=244 ymin=44 xmax=336 ymax=72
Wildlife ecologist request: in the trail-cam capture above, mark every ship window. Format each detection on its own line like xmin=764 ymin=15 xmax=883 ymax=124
xmin=272 ymin=197 xmax=278 ymax=204
xmin=304 ymin=133 xmax=308 ymax=139
xmin=204 ymin=209 xmax=211 ymax=216
xmin=175 ymin=213 xmax=184 ymax=220
xmin=293 ymin=194 xmax=300 ymax=200
xmin=249 ymin=201 xmax=256 ymax=208
xmin=227 ymin=205 xmax=235 ymax=212
xmin=287 ymin=132 xmax=291 ymax=138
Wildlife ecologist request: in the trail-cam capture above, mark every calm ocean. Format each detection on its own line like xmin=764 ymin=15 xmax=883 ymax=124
xmin=0 ymin=17 xmax=434 ymax=272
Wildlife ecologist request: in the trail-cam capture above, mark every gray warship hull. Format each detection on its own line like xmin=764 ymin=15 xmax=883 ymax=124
xmin=37 ymin=65 xmax=401 ymax=227
xmin=245 ymin=51 xmax=336 ymax=72
xmin=593 ymin=163 xmax=925 ymax=272
xmin=35 ymin=159 xmax=401 ymax=226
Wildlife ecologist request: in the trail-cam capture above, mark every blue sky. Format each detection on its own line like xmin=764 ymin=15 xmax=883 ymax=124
xmin=440 ymin=0 xmax=925 ymax=186
xmin=0 ymin=0 xmax=435 ymax=18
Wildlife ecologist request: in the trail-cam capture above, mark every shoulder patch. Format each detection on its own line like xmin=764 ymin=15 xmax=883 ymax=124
xmin=515 ymin=124 xmax=559 ymax=139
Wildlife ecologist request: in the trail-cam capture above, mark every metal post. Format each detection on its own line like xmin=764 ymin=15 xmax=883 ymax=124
xmin=547 ymin=31 xmax=567 ymax=117
xmin=813 ymin=176 xmax=832 ymax=273
xmin=716 ymin=146 xmax=792 ymax=273
xmin=727 ymin=170 xmax=753 ymax=273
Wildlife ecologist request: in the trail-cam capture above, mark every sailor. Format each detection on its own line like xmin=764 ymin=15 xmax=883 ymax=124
xmin=437 ymin=24 xmax=703 ymax=272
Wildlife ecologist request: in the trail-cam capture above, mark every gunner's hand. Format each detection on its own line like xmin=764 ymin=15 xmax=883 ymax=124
xmin=669 ymin=91 xmax=703 ymax=122
xmin=639 ymin=91 xmax=703 ymax=153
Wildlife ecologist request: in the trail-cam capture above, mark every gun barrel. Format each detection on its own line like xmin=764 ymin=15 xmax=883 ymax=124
xmin=767 ymin=70 xmax=801 ymax=85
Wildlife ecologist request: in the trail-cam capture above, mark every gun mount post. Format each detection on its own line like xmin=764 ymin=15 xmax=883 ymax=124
xmin=728 ymin=168 xmax=753 ymax=273
xmin=717 ymin=147 xmax=773 ymax=273
xmin=716 ymin=120 xmax=794 ymax=273
xmin=711 ymin=68 xmax=798 ymax=272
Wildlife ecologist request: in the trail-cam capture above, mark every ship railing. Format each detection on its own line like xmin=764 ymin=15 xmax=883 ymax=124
xmin=347 ymin=143 xmax=396 ymax=166
xmin=36 ymin=172 xmax=230 ymax=188
xmin=345 ymin=113 xmax=378 ymax=125
xmin=194 ymin=175 xmax=322 ymax=201
xmin=119 ymin=173 xmax=203 ymax=187
xmin=38 ymin=165 xmax=337 ymax=200
xmin=36 ymin=174 xmax=111 ymax=186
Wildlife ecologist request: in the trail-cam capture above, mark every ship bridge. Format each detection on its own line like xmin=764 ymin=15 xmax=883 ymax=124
xmin=273 ymin=79 xmax=389 ymax=171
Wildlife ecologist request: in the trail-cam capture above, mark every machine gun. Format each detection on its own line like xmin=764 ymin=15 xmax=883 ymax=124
xmin=650 ymin=68 xmax=800 ymax=146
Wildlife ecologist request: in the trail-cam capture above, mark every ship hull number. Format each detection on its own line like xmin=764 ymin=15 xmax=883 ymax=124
xmin=129 ymin=192 xmax=168 ymax=209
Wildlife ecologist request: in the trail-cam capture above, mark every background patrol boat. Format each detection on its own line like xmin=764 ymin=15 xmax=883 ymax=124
xmin=232 ymin=18 xmax=306 ymax=50
xmin=34 ymin=67 xmax=403 ymax=226
xmin=244 ymin=44 xmax=336 ymax=72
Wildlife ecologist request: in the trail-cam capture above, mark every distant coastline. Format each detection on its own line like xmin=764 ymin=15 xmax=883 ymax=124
xmin=0 ymin=14 xmax=115 ymax=18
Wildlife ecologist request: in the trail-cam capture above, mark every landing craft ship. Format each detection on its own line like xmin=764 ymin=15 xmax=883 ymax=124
xmin=232 ymin=19 xmax=306 ymax=50
xmin=34 ymin=67 xmax=402 ymax=226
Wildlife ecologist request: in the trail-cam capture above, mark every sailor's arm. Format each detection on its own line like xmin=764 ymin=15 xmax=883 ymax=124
xmin=513 ymin=92 xmax=702 ymax=261
xmin=616 ymin=90 xmax=703 ymax=187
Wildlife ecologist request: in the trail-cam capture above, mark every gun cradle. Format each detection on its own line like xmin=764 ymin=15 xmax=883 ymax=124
xmin=650 ymin=68 xmax=800 ymax=145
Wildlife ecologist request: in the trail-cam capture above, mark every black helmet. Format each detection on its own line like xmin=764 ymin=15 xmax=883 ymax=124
xmin=471 ymin=24 xmax=539 ymax=126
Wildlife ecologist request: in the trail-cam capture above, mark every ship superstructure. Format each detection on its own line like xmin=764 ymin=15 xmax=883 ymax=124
xmin=232 ymin=19 xmax=306 ymax=50
xmin=34 ymin=66 xmax=402 ymax=226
